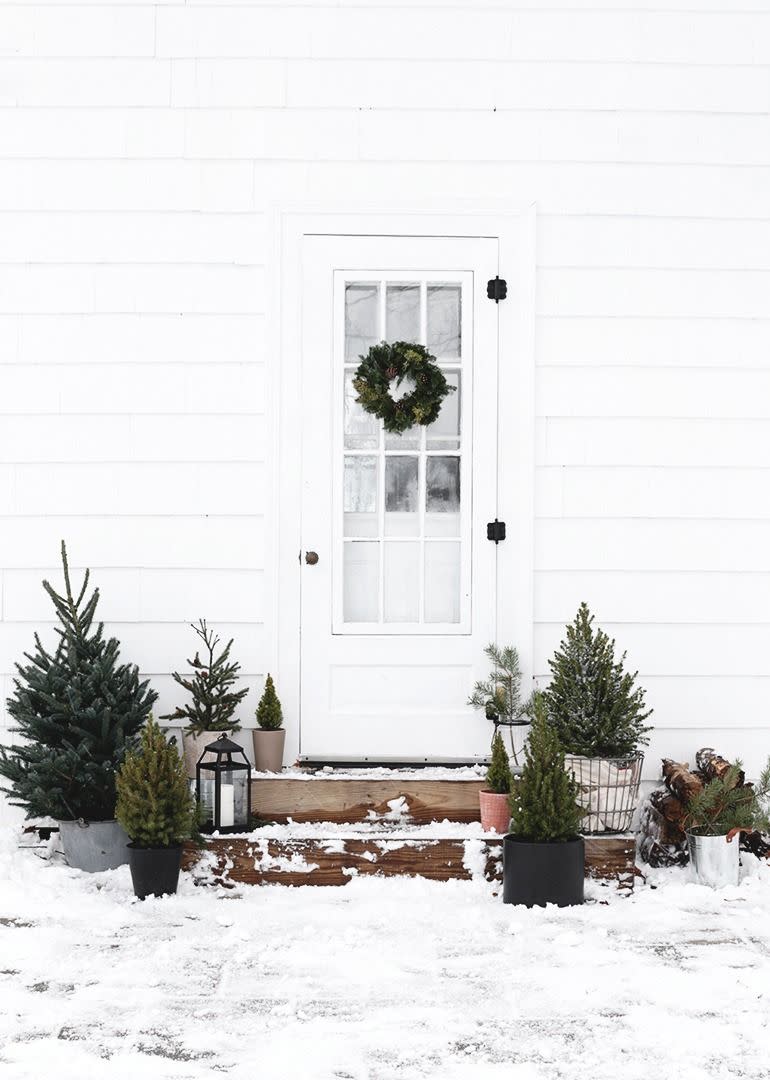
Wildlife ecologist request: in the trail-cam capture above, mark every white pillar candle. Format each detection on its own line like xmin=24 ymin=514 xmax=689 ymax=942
xmin=219 ymin=783 xmax=235 ymax=828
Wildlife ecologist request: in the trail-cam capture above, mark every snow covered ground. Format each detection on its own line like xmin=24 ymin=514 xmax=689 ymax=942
xmin=1 ymin=828 xmax=769 ymax=1080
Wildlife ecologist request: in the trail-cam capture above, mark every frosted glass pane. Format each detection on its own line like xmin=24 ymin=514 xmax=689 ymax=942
xmin=426 ymin=457 xmax=460 ymax=513
xmin=384 ymin=542 xmax=420 ymax=623
xmin=385 ymin=456 xmax=419 ymax=537
xmin=344 ymin=456 xmax=378 ymax=537
xmin=345 ymin=283 xmax=379 ymax=361
xmin=386 ymin=284 xmax=420 ymax=343
xmin=344 ymin=542 xmax=379 ymax=622
xmin=344 ymin=372 xmax=379 ymax=449
xmin=385 ymin=429 xmax=420 ymax=450
xmin=427 ymin=285 xmax=461 ymax=358
xmin=424 ymin=542 xmax=461 ymax=623
xmin=427 ymin=371 xmax=460 ymax=449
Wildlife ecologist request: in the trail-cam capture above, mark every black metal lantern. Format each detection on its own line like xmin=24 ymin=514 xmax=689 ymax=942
xmin=196 ymin=736 xmax=252 ymax=834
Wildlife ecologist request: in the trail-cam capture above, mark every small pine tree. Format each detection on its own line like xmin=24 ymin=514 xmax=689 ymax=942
xmin=0 ymin=542 xmax=156 ymax=821
xmin=509 ymin=695 xmax=584 ymax=843
xmin=542 ymin=602 xmax=652 ymax=758
xmin=486 ymin=730 xmax=512 ymax=795
xmin=161 ymin=620 xmax=247 ymax=735
xmin=684 ymin=759 xmax=770 ymax=837
xmin=468 ymin=644 xmax=530 ymax=763
xmin=116 ymin=717 xmax=194 ymax=847
xmin=256 ymin=674 xmax=283 ymax=731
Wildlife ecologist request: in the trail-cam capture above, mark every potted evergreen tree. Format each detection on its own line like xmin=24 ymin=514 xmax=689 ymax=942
xmin=116 ymin=717 xmax=195 ymax=899
xmin=468 ymin=643 xmax=531 ymax=767
xmin=504 ymin=695 xmax=585 ymax=907
xmin=542 ymin=603 xmax=653 ymax=833
xmin=0 ymin=543 xmax=155 ymax=872
xmin=684 ymin=759 xmax=770 ymax=888
xmin=161 ymin=620 xmax=248 ymax=776
xmin=479 ymin=730 xmax=512 ymax=833
xmin=253 ymin=674 xmax=285 ymax=772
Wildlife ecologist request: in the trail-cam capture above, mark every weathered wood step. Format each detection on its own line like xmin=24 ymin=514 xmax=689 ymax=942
xmin=251 ymin=775 xmax=485 ymax=825
xmin=183 ymin=830 xmax=636 ymax=888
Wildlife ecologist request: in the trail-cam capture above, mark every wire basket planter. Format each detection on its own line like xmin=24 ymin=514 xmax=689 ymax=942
xmin=564 ymin=753 xmax=644 ymax=834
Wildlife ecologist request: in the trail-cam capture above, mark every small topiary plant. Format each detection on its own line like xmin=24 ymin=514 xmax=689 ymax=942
xmin=116 ymin=717 xmax=195 ymax=848
xmin=509 ymin=695 xmax=584 ymax=843
xmin=542 ymin=602 xmax=652 ymax=758
xmin=256 ymin=674 xmax=283 ymax=731
xmin=161 ymin=620 xmax=247 ymax=735
xmin=486 ymin=730 xmax=512 ymax=795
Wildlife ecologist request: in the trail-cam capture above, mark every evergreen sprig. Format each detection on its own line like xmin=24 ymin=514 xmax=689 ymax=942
xmin=0 ymin=542 xmax=156 ymax=821
xmin=684 ymin=759 xmax=770 ymax=837
xmin=256 ymin=674 xmax=283 ymax=731
xmin=542 ymin=602 xmax=652 ymax=758
xmin=161 ymin=620 xmax=247 ymax=735
xmin=116 ymin=717 xmax=194 ymax=847
xmin=486 ymin=730 xmax=512 ymax=795
xmin=509 ymin=694 xmax=584 ymax=843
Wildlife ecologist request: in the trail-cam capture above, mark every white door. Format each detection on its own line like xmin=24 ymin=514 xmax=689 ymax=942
xmin=300 ymin=234 xmax=502 ymax=761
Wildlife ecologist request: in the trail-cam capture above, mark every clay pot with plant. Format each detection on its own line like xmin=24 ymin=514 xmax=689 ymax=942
xmin=479 ymin=730 xmax=512 ymax=832
xmin=253 ymin=674 xmax=285 ymax=773
xmin=116 ymin=716 xmax=196 ymax=900
xmin=161 ymin=619 xmax=248 ymax=777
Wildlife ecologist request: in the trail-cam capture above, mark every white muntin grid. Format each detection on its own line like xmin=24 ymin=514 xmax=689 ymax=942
xmin=331 ymin=270 xmax=473 ymax=635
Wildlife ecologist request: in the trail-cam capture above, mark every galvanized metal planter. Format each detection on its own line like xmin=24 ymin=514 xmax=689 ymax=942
xmin=564 ymin=753 xmax=643 ymax=834
xmin=58 ymin=819 xmax=129 ymax=873
xmin=686 ymin=831 xmax=740 ymax=888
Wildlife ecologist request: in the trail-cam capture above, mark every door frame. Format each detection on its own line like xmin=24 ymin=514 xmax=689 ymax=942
xmin=270 ymin=205 xmax=536 ymax=764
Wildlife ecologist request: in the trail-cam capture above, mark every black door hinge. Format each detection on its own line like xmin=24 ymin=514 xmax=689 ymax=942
xmin=487 ymin=519 xmax=506 ymax=544
xmin=487 ymin=276 xmax=507 ymax=303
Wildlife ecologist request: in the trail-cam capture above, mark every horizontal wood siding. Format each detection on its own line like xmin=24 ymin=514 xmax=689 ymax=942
xmin=2 ymin=1 xmax=769 ymax=822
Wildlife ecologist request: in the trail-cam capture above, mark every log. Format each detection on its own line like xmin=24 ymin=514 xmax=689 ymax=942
xmin=637 ymin=797 xmax=688 ymax=868
xmin=696 ymin=747 xmax=744 ymax=787
xmin=662 ymin=759 xmax=703 ymax=804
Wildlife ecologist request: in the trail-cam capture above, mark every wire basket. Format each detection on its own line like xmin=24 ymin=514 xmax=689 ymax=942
xmin=564 ymin=753 xmax=644 ymax=835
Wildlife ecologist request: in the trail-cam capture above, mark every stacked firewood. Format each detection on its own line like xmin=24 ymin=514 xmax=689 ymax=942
xmin=638 ymin=747 xmax=770 ymax=868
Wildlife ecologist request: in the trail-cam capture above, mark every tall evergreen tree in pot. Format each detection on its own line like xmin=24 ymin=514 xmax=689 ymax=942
xmin=253 ymin=674 xmax=285 ymax=772
xmin=504 ymin=694 xmax=585 ymax=906
xmin=161 ymin=619 xmax=248 ymax=777
xmin=541 ymin=602 xmax=653 ymax=834
xmin=0 ymin=543 xmax=156 ymax=871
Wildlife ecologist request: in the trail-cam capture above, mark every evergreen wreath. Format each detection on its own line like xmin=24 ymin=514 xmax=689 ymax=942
xmin=352 ymin=341 xmax=455 ymax=435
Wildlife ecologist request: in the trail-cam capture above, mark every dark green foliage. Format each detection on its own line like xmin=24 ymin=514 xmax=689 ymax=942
xmin=353 ymin=341 xmax=455 ymax=434
xmin=116 ymin=717 xmax=195 ymax=847
xmin=684 ymin=759 xmax=770 ymax=837
xmin=256 ymin=674 xmax=283 ymax=731
xmin=0 ymin=542 xmax=156 ymax=821
xmin=486 ymin=730 xmax=512 ymax=795
xmin=509 ymin=695 xmax=584 ymax=843
xmin=161 ymin=620 xmax=247 ymax=735
xmin=542 ymin=602 xmax=653 ymax=758
xmin=468 ymin=643 xmax=530 ymax=726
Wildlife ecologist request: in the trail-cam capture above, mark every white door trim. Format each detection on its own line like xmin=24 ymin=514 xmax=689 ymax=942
xmin=270 ymin=205 xmax=536 ymax=764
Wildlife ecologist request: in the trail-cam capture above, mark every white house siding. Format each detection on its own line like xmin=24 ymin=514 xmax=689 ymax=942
xmin=1 ymin=1 xmax=770 ymax=825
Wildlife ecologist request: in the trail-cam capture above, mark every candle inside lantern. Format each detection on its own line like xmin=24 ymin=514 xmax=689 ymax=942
xmin=219 ymin=782 xmax=235 ymax=828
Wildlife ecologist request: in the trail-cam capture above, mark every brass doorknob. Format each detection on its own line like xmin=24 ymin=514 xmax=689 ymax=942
xmin=305 ymin=551 xmax=319 ymax=565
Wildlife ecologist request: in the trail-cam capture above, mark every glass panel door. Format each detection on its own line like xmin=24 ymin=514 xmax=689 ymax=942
xmin=333 ymin=272 xmax=472 ymax=634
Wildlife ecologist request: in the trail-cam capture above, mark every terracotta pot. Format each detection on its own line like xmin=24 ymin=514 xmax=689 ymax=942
xmin=479 ymin=789 xmax=511 ymax=833
xmin=252 ymin=728 xmax=286 ymax=772
xmin=182 ymin=730 xmax=234 ymax=778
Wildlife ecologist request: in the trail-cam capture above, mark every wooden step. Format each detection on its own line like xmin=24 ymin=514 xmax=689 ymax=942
xmin=251 ymin=776 xmax=485 ymax=825
xmin=183 ymin=831 xmax=636 ymax=888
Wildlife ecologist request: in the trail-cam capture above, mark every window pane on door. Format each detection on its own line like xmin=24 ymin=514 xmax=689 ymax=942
xmin=345 ymin=283 xmax=379 ymax=361
xmin=424 ymin=542 xmax=461 ymax=623
xmin=344 ymin=456 xmax=378 ymax=537
xmin=385 ymin=456 xmax=419 ymax=537
xmin=427 ymin=285 xmax=461 ymax=358
xmin=344 ymin=542 xmax=379 ymax=622
xmin=386 ymin=284 xmax=420 ymax=343
xmin=383 ymin=542 xmax=420 ymax=623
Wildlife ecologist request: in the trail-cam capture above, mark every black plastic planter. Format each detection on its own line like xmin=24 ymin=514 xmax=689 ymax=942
xmin=503 ymin=835 xmax=585 ymax=907
xmin=127 ymin=843 xmax=183 ymax=900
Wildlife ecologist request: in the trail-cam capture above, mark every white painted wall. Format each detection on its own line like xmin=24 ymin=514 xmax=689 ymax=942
xmin=2 ymin=1 xmax=770 ymax=823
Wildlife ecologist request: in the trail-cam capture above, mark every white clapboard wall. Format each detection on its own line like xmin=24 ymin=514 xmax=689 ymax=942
xmin=2 ymin=1 xmax=770 ymax=823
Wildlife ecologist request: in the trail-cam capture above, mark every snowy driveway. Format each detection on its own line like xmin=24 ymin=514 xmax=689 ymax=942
xmin=1 ymin=832 xmax=769 ymax=1080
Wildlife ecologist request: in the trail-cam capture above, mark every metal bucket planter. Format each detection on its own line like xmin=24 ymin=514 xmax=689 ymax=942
xmin=686 ymin=831 xmax=740 ymax=888
xmin=564 ymin=753 xmax=643 ymax=834
xmin=58 ymin=819 xmax=129 ymax=872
